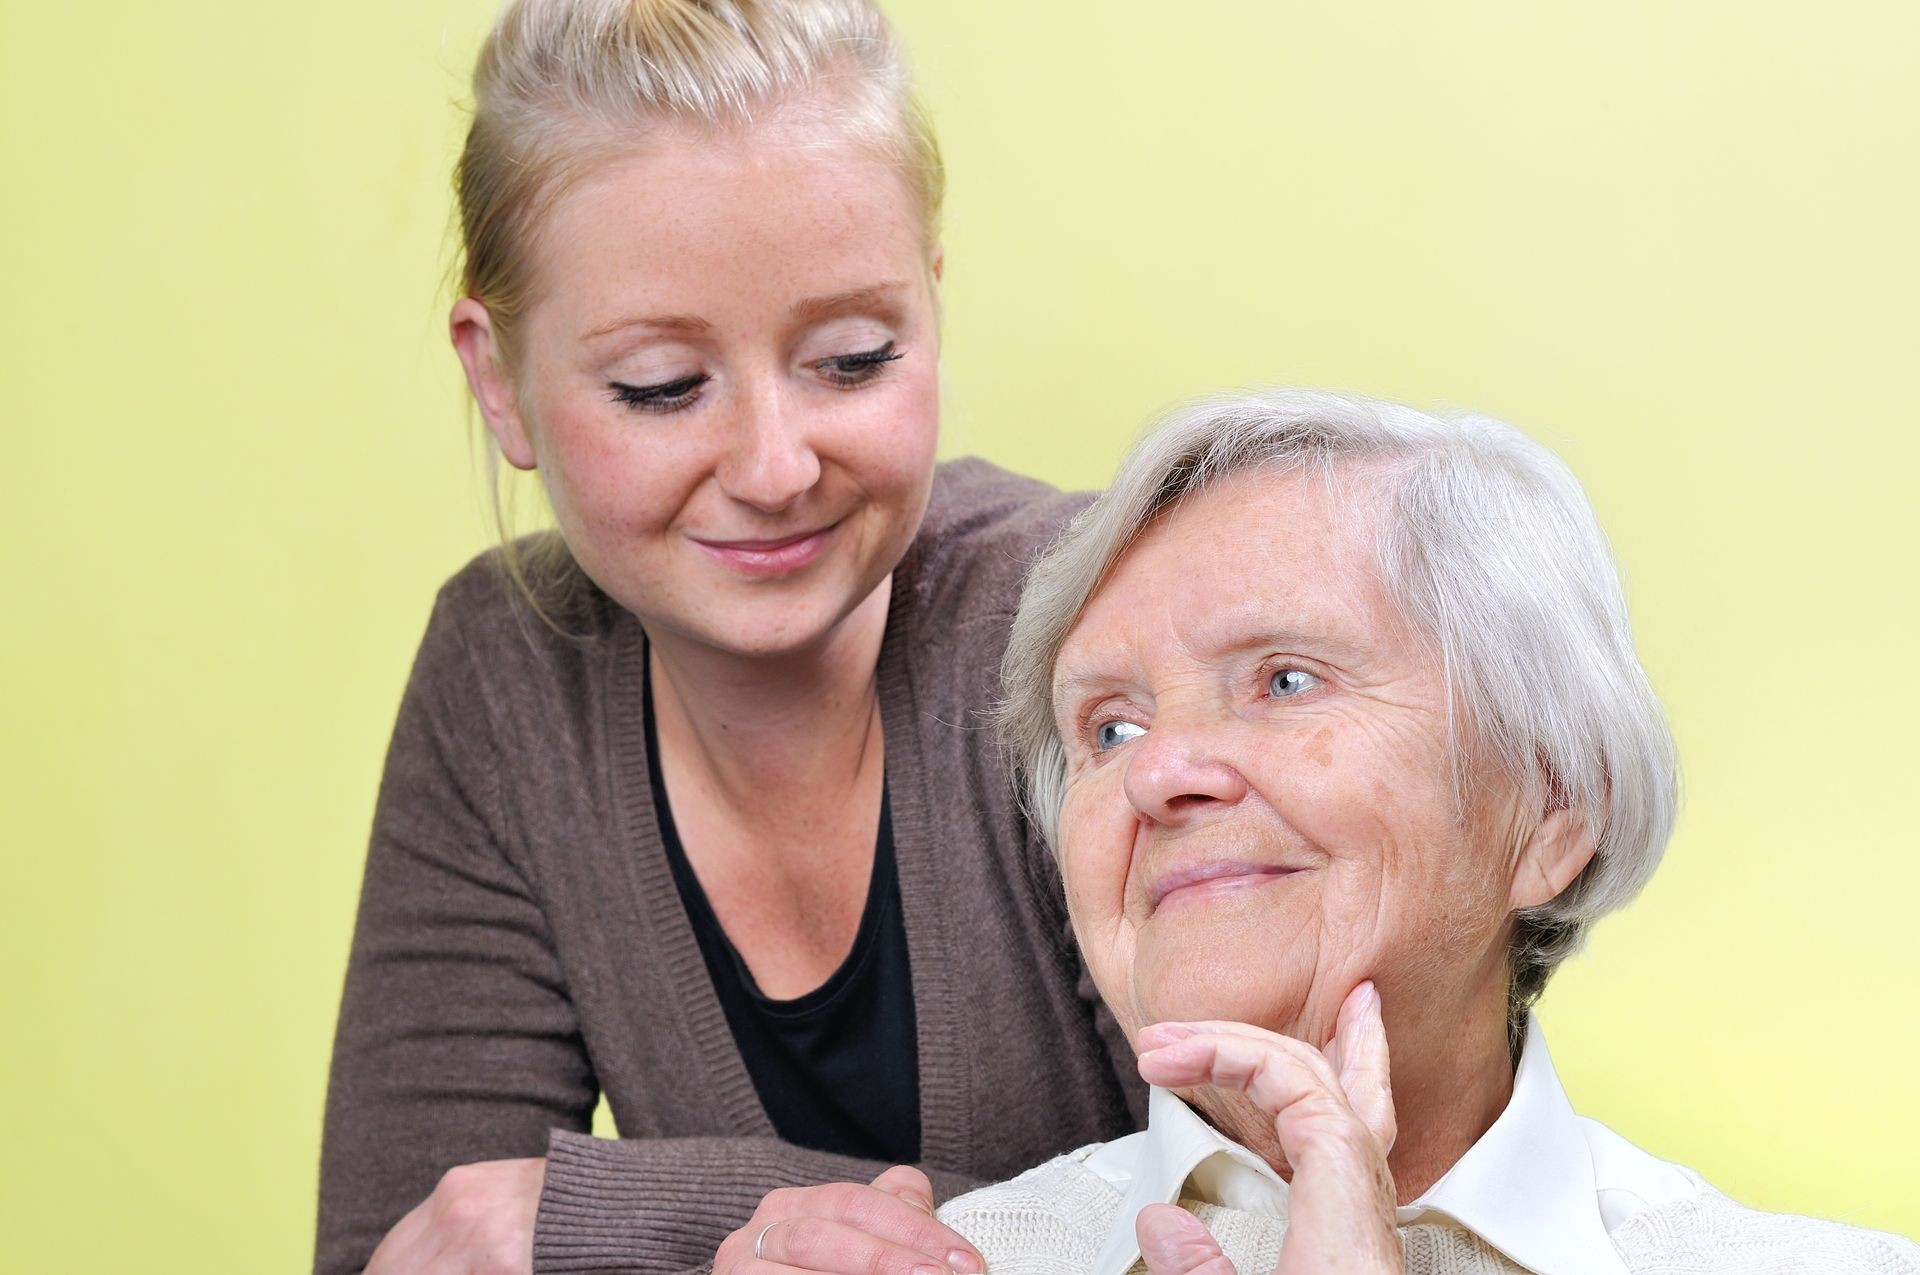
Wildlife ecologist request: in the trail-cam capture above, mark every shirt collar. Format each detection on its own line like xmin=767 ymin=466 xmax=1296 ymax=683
xmin=1403 ymin=1017 xmax=1628 ymax=1275
xmin=1091 ymin=1018 xmax=1628 ymax=1275
xmin=1090 ymin=1084 xmax=1290 ymax=1275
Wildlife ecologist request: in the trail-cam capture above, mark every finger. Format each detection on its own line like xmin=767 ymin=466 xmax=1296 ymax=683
xmin=730 ymin=1259 xmax=962 ymax=1275
xmin=1140 ymin=1019 xmax=1298 ymax=1052
xmin=1135 ymin=1203 xmax=1239 ymax=1275
xmin=1272 ymin=1129 xmax=1401 ymax=1275
xmin=729 ymin=1261 xmax=859 ymax=1275
xmin=728 ymin=1254 xmax=915 ymax=1275
xmin=1137 ymin=1021 xmax=1199 ymax=1051
xmin=762 ymin=1184 xmax=980 ymax=1272
xmin=1138 ymin=1027 xmax=1384 ymax=1203
xmin=1138 ymin=1029 xmax=1344 ymax=1122
xmin=834 ymin=1183 xmax=981 ymax=1272
xmin=868 ymin=1164 xmax=937 ymax=1215
xmin=1139 ymin=1021 xmax=1335 ymax=1091
xmin=1145 ymin=1011 xmax=1396 ymax=1160
xmin=865 ymin=1166 xmax=982 ymax=1272
xmin=1331 ymin=982 xmax=1396 ymax=1155
xmin=757 ymin=1215 xmax=969 ymax=1275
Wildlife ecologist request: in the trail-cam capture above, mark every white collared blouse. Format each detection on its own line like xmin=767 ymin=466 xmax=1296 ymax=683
xmin=939 ymin=1019 xmax=1917 ymax=1275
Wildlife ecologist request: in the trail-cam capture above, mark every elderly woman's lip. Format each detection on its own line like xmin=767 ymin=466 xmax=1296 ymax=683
xmin=1147 ymin=863 xmax=1304 ymax=912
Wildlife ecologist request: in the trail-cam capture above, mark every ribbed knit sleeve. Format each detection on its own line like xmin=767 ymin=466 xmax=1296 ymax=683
xmin=535 ymin=1131 xmax=984 ymax=1273
xmin=315 ymin=584 xmax=599 ymax=1275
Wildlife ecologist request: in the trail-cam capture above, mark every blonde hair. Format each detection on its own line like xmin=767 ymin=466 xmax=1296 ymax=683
xmin=454 ymin=0 xmax=945 ymax=620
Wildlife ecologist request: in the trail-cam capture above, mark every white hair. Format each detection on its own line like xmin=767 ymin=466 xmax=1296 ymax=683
xmin=1000 ymin=388 xmax=1679 ymax=1022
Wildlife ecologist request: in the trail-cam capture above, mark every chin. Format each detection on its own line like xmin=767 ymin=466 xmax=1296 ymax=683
xmin=691 ymin=599 xmax=850 ymax=658
xmin=1131 ymin=941 xmax=1313 ymax=1039
xmin=640 ymin=552 xmax=891 ymax=659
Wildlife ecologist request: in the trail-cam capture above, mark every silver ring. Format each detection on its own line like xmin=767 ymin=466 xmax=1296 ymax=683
xmin=753 ymin=1220 xmax=779 ymax=1262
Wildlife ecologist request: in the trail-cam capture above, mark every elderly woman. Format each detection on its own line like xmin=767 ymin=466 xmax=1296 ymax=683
xmin=935 ymin=390 xmax=1918 ymax=1274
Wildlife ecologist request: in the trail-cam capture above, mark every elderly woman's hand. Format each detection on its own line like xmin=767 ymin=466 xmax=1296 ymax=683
xmin=1132 ymin=983 xmax=1401 ymax=1275
xmin=715 ymin=1165 xmax=985 ymax=1275
xmin=364 ymin=1156 xmax=545 ymax=1275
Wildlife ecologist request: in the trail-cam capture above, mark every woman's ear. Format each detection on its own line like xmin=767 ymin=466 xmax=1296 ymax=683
xmin=1508 ymin=807 xmax=1598 ymax=911
xmin=450 ymin=298 xmax=538 ymax=472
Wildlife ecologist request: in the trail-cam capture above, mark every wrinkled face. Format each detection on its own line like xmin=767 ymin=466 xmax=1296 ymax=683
xmin=467 ymin=112 xmax=941 ymax=657
xmin=1052 ymin=470 xmax=1533 ymax=1050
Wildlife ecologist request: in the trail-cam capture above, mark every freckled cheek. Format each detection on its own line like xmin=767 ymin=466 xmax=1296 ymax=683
xmin=831 ymin=374 xmax=941 ymax=489
xmin=535 ymin=414 xmax=699 ymax=537
xmin=558 ymin=461 xmax=680 ymax=541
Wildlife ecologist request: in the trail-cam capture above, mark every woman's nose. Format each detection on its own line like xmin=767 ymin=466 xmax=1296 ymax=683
xmin=715 ymin=384 xmax=821 ymax=513
xmin=1120 ymin=719 xmax=1249 ymax=828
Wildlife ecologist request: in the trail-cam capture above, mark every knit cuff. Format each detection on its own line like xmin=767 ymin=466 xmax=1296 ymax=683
xmin=533 ymin=1130 xmax=949 ymax=1273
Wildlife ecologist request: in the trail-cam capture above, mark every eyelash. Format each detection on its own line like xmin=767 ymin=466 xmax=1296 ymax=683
xmin=817 ymin=340 xmax=904 ymax=388
xmin=608 ymin=373 xmax=708 ymax=413
xmin=605 ymin=341 xmax=905 ymax=415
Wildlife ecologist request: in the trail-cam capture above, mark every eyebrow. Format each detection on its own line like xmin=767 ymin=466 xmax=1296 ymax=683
xmin=789 ymin=282 xmax=912 ymax=326
xmin=1051 ymin=669 xmax=1121 ymax=718
xmin=581 ymin=312 xmax=711 ymax=341
xmin=579 ymin=282 xmax=913 ymax=345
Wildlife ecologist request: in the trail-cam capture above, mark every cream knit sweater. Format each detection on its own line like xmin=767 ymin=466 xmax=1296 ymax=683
xmin=941 ymin=1146 xmax=1920 ymax=1275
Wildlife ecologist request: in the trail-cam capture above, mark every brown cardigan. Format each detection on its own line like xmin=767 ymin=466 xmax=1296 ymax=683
xmin=315 ymin=460 xmax=1146 ymax=1275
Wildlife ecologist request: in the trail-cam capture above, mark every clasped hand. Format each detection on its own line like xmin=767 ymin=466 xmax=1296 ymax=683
xmin=714 ymin=1165 xmax=985 ymax=1275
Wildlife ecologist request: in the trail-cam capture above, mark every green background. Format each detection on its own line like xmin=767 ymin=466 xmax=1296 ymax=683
xmin=3 ymin=1 xmax=1916 ymax=1269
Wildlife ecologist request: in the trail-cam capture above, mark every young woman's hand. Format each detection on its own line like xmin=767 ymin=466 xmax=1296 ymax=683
xmin=714 ymin=1165 xmax=984 ymax=1275
xmin=1132 ymin=982 xmax=1401 ymax=1275
xmin=364 ymin=1156 xmax=546 ymax=1275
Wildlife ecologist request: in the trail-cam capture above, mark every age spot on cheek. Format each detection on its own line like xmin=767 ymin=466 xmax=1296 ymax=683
xmin=1305 ymin=727 xmax=1334 ymax=768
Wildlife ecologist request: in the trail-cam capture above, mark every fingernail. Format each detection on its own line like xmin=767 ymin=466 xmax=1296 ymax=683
xmin=1142 ymin=1022 xmax=1198 ymax=1045
xmin=948 ymin=1250 xmax=983 ymax=1274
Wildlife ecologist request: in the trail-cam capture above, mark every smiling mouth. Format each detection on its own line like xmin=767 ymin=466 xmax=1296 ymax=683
xmin=689 ymin=522 xmax=840 ymax=576
xmin=1147 ymin=863 xmax=1304 ymax=913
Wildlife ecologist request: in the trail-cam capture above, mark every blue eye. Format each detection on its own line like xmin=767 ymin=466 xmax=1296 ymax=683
xmin=1094 ymin=719 xmax=1146 ymax=751
xmin=1269 ymin=668 xmax=1319 ymax=698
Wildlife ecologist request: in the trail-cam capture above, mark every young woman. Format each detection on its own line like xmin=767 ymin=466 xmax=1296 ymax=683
xmin=313 ymin=3 xmax=1142 ymax=1273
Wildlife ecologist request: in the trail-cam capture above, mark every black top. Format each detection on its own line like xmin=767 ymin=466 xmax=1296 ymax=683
xmin=645 ymin=671 xmax=923 ymax=1165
